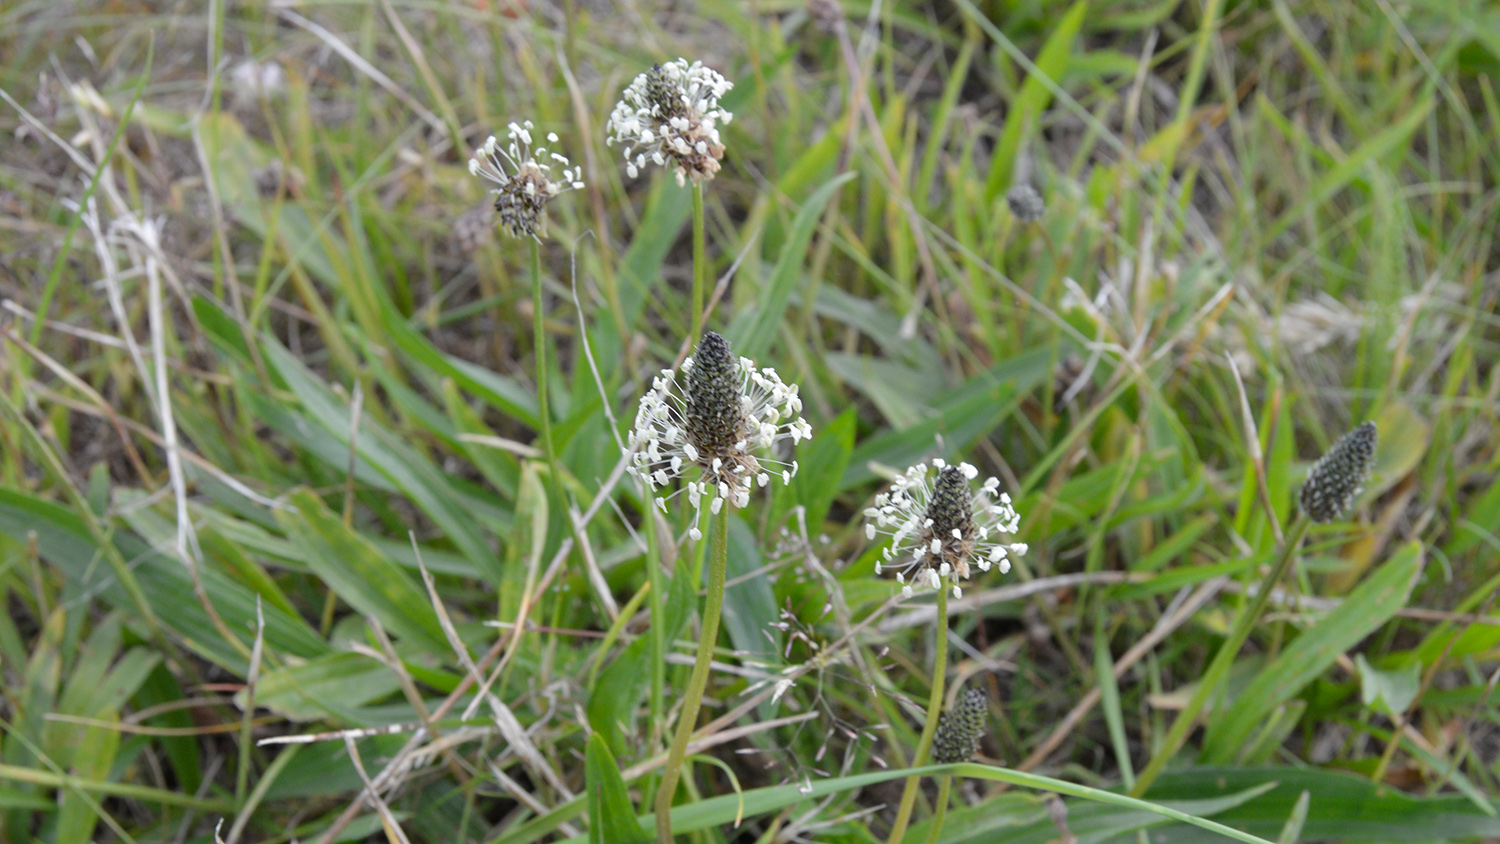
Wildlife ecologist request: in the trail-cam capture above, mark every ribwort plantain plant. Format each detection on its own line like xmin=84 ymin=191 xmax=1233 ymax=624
xmin=467 ymin=121 xmax=584 ymax=491
xmin=628 ymin=331 xmax=810 ymax=844
xmin=1132 ymin=420 xmax=1379 ymax=796
xmin=865 ymin=461 xmax=1024 ymax=843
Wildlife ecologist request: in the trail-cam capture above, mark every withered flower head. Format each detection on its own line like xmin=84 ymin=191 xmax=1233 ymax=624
xmin=1006 ymin=184 xmax=1046 ymax=222
xmin=468 ymin=121 xmax=583 ymax=239
xmin=607 ymin=58 xmax=734 ymax=187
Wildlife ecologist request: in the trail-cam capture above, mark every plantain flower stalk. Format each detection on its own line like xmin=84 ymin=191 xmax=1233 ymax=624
xmin=634 ymin=331 xmax=809 ymax=844
xmin=868 ymin=461 xmax=1022 ymax=844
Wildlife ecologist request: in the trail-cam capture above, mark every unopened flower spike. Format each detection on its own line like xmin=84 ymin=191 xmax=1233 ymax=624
xmin=607 ymin=58 xmax=734 ymax=187
xmin=864 ymin=460 xmax=1026 ymax=598
xmin=468 ymin=120 xmax=584 ymax=239
xmin=1299 ymin=421 xmax=1377 ymax=523
xmin=1006 ymin=184 xmax=1046 ymax=222
xmin=627 ymin=332 xmax=812 ymax=539
xmin=932 ymin=686 xmax=989 ymax=764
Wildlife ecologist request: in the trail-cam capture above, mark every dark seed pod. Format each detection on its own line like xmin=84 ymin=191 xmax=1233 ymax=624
xmin=1298 ymin=421 xmax=1377 ymax=523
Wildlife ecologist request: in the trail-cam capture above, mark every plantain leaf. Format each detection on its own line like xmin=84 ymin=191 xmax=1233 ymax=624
xmin=277 ymin=489 xmax=449 ymax=656
xmin=585 ymin=734 xmax=649 ymax=844
xmin=1202 ymin=542 xmax=1423 ymax=762
xmin=725 ymin=171 xmax=857 ymax=360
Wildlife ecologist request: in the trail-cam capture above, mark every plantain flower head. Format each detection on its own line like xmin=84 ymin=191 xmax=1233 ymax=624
xmin=628 ymin=332 xmax=811 ymax=539
xmin=1006 ymin=184 xmax=1046 ymax=222
xmin=932 ymin=686 xmax=989 ymax=764
xmin=607 ymin=59 xmax=733 ymax=187
xmin=865 ymin=460 xmax=1025 ymax=599
xmin=1299 ymin=421 xmax=1377 ymax=523
xmin=468 ymin=121 xmax=583 ymax=239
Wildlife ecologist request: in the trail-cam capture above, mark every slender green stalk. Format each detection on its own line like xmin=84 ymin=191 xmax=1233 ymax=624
xmin=1130 ymin=515 xmax=1310 ymax=796
xmin=655 ymin=508 xmax=729 ymax=844
xmin=690 ymin=182 xmax=707 ymax=340
xmin=922 ymin=775 xmax=954 ymax=844
xmin=887 ymin=587 xmax=950 ymax=844
xmin=530 ymin=239 xmax=556 ymax=473
xmin=644 ymin=497 xmax=667 ymax=753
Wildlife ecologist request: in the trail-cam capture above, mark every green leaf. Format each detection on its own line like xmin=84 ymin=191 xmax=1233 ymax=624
xmin=552 ymin=763 xmax=1278 ymax=844
xmin=773 ymin=407 xmax=856 ymax=532
xmin=587 ymin=564 xmax=693 ymax=759
xmin=981 ymin=0 xmax=1088 ymax=201
xmin=842 ymin=348 xmax=1051 ymax=489
xmin=584 ymin=734 xmax=649 ymax=844
xmin=917 ymin=778 xmax=1278 ymax=844
xmin=0 ymin=488 xmax=326 ymax=672
xmin=262 ymin=341 xmax=503 ymax=586
xmin=725 ymin=171 xmax=857 ymax=360
xmin=1202 ymin=542 xmax=1423 ymax=762
xmin=1138 ymin=766 xmax=1500 ymax=842
xmin=246 ymin=651 xmax=404 ymax=722
xmin=1355 ymin=653 xmax=1421 ymax=717
xmin=500 ymin=463 xmax=548 ymax=634
xmin=277 ymin=489 xmax=449 ymax=656
xmin=722 ymin=516 xmax=779 ymax=668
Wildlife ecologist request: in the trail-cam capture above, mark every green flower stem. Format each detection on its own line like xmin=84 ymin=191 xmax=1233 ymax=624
xmin=644 ymin=498 xmax=666 ymax=752
xmin=922 ymin=775 xmax=954 ymax=844
xmin=1130 ymin=514 xmax=1310 ymax=797
xmin=887 ymin=587 xmax=950 ymax=844
xmin=690 ymin=181 xmax=707 ymax=340
xmin=655 ymin=508 xmax=729 ymax=844
xmin=530 ymin=240 xmax=556 ymax=474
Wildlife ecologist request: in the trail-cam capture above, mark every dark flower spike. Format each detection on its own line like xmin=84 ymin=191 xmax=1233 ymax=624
xmin=1298 ymin=421 xmax=1377 ymax=523
xmin=468 ymin=121 xmax=583 ymax=240
xmin=628 ymin=332 xmax=812 ymax=539
xmin=1006 ymin=184 xmax=1046 ymax=222
xmin=607 ymin=58 xmax=734 ymax=186
xmin=865 ymin=460 xmax=1025 ymax=598
xmin=932 ymin=687 xmax=989 ymax=765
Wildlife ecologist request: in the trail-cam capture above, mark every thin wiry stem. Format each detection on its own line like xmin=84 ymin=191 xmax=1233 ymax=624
xmin=655 ymin=509 xmax=729 ymax=844
xmin=644 ymin=499 xmax=667 ymax=754
xmin=922 ymin=775 xmax=954 ymax=844
xmin=531 ymin=240 xmax=556 ymax=476
xmin=1130 ymin=515 xmax=1310 ymax=796
xmin=690 ymin=181 xmax=707 ymax=340
xmin=887 ymin=587 xmax=949 ymax=844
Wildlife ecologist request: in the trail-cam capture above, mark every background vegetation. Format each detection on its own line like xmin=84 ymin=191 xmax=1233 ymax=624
xmin=1 ymin=0 xmax=1498 ymax=842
